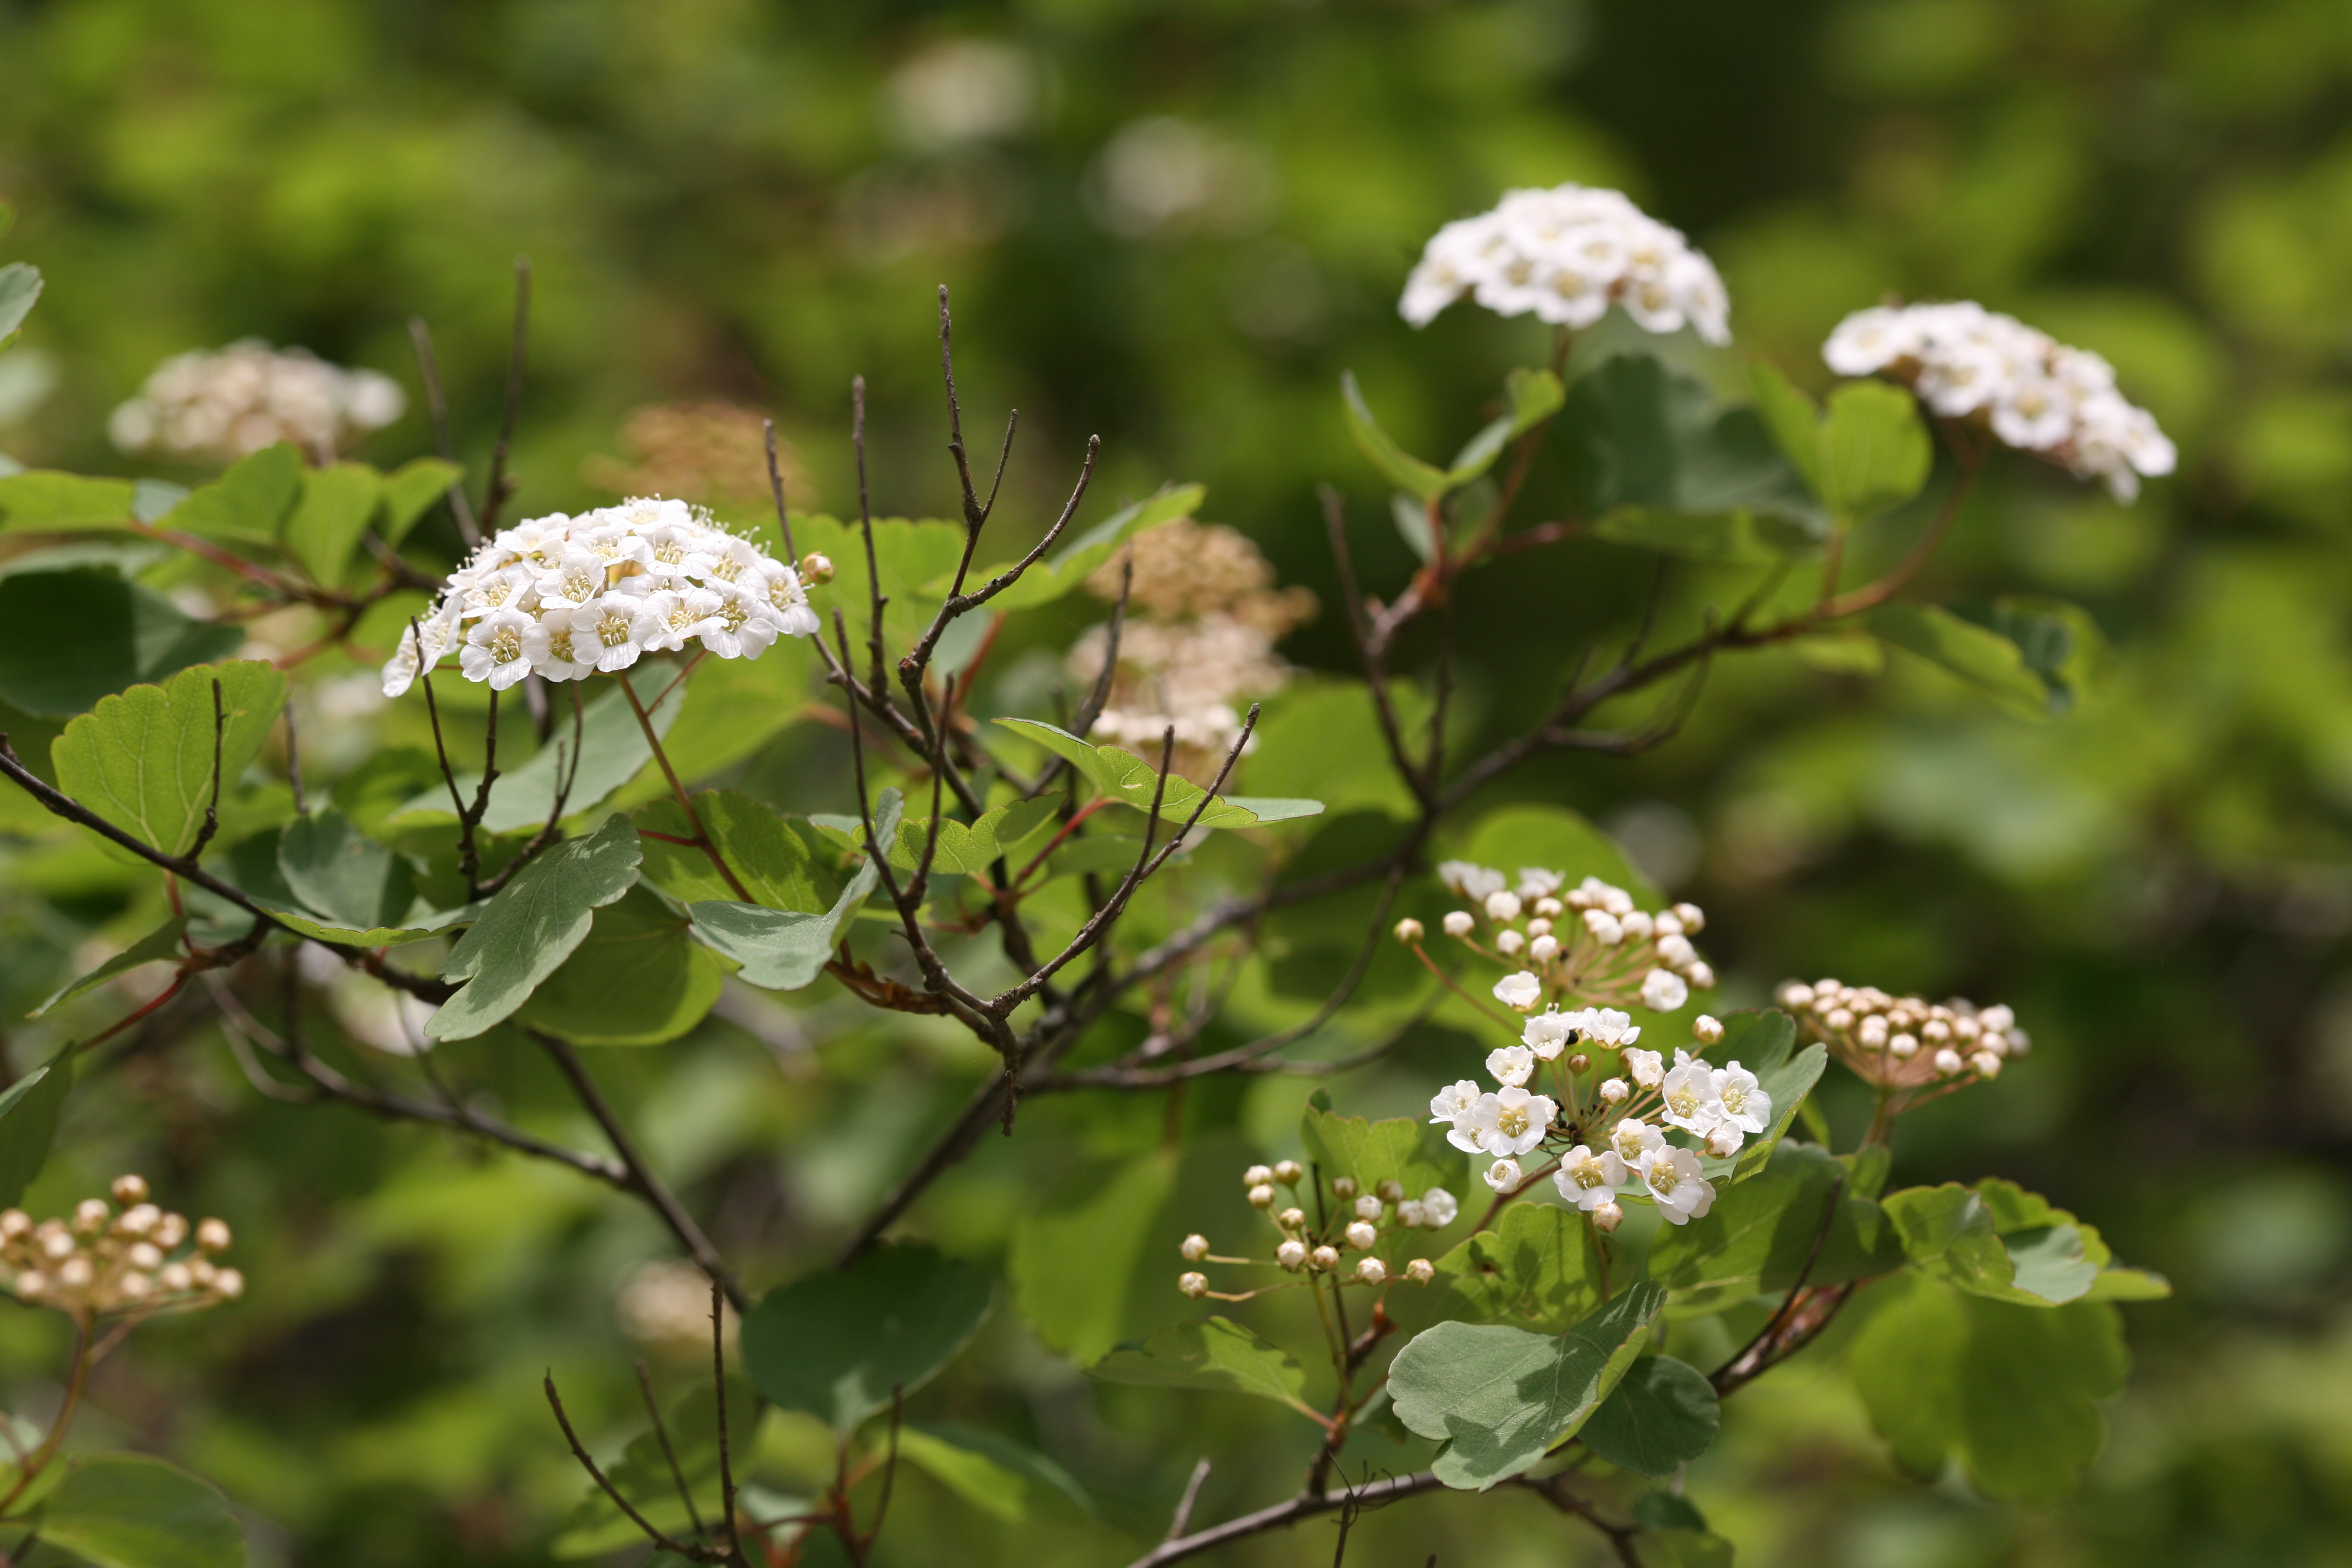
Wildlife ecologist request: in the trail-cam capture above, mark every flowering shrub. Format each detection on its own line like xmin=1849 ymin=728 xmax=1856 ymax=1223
xmin=0 ymin=187 xmax=2173 ymax=1565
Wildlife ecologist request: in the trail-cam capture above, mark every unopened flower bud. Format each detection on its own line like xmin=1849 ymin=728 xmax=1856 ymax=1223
xmin=1243 ymin=1164 xmax=1273 ymax=1188
xmin=1599 ymin=1077 xmax=1629 ymax=1104
xmin=1584 ymin=908 xmax=1623 ymax=944
xmin=1529 ymin=934 xmax=1560 ymax=962
xmin=1496 ymin=929 xmax=1525 ymax=956
xmin=1278 ymin=1207 xmax=1306 ymax=1230
xmin=1535 ymin=896 xmax=1564 ymax=918
xmin=1331 ymin=1176 xmax=1357 ymax=1200
xmin=128 ymin=1242 xmax=162 ymax=1270
xmin=42 ymin=1230 xmax=74 ymax=1261
xmin=58 ymin=1257 xmax=93 ymax=1288
xmin=1654 ymin=912 xmax=1684 ymax=937
xmin=1392 ymin=917 xmax=1425 ymax=945
xmin=1483 ymin=1157 xmax=1522 ymax=1193
xmin=110 ymin=1174 xmax=150 ymax=1206
xmin=1971 ymin=1050 xmax=2002 ymax=1078
xmin=118 ymin=1272 xmax=152 ymax=1300
xmin=1525 ymin=916 xmax=1552 ymax=937
xmin=1272 ymin=1160 xmax=1304 ymax=1185
xmin=12 ymin=1270 xmax=46 ymax=1298
xmin=1345 ymin=1221 xmax=1377 ymax=1250
xmin=1180 ymin=1233 xmax=1210 ymax=1262
xmin=0 ymin=1210 xmax=27 ymax=1240
xmin=799 ymin=551 xmax=836 ymax=584
xmin=1567 ymin=1052 xmax=1590 ymax=1073
xmin=159 ymin=1263 xmax=192 ymax=1293
xmin=1355 ymin=1257 xmax=1387 ymax=1285
xmin=1354 ymin=1194 xmax=1383 ymax=1222
xmin=1705 ymin=1125 xmax=1743 ymax=1158
xmin=1375 ymin=1179 xmax=1404 ymax=1204
xmin=1310 ymin=1245 xmax=1340 ymax=1273
xmin=117 ymin=1204 xmax=160 ymax=1237
xmin=1247 ymin=1184 xmax=1276 ymax=1209
xmin=212 ymin=1269 xmax=244 ymax=1300
xmin=1485 ymin=891 xmax=1523 ymax=923
xmin=1672 ymin=902 xmax=1705 ymax=933
xmin=1780 ymin=982 xmax=1815 ymax=1009
xmin=155 ymin=1214 xmax=187 ymax=1249
xmin=1620 ymin=910 xmax=1655 ymax=941
xmin=1178 ymin=1271 xmax=1209 ymax=1299
xmin=73 ymin=1200 xmax=109 ymax=1234
xmin=1934 ymin=1047 xmax=1965 ymax=1076
xmin=1685 ymin=962 xmax=1716 ymax=989
xmin=1277 ymin=1240 xmax=1309 ymax=1271
xmin=1395 ymin=1200 xmax=1426 ymax=1228
xmin=1404 ymin=1258 xmax=1436 ymax=1284
xmin=1592 ymin=1200 xmax=1624 ymax=1234
xmin=195 ymin=1218 xmax=231 ymax=1254
xmin=190 ymin=1258 xmax=216 ymax=1286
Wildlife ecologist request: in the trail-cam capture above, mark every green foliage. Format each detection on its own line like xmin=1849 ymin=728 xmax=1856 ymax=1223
xmin=636 ymin=792 xmax=832 ymax=911
xmin=740 ymin=1242 xmax=995 ymax=1437
xmin=1750 ymin=366 xmax=1933 ymax=528
xmin=1388 ymin=1281 xmax=1666 ymax=1490
xmin=1848 ymin=1270 xmax=2128 ymax=1503
xmin=1579 ymin=1355 xmax=1720 ymax=1477
xmin=1426 ymin=1201 xmax=1604 ymax=1334
xmin=0 ymin=473 xmax=136 ymax=531
xmin=276 ymin=808 xmax=415 ymax=931
xmin=1868 ymin=604 xmax=2076 ymax=718
xmin=550 ymin=1378 xmax=761 ymax=1557
xmin=994 ymin=719 xmax=1323 ymax=828
xmin=1342 ymin=372 xmax=1450 ymax=501
xmin=0 ymin=569 xmax=243 ymax=719
xmin=25 ymin=1453 xmax=243 ymax=1568
xmin=32 ymin=915 xmax=187 ymax=1017
xmin=427 ymin=813 xmax=642 ymax=1041
xmin=893 ymin=1425 xmax=1095 ymax=1524
xmin=1649 ymin=1142 xmax=1906 ymax=1315
xmin=688 ymin=788 xmax=896 ymax=991
xmin=164 ymin=445 xmax=301 ymax=547
xmin=888 ymin=794 xmax=1059 ymax=873
xmin=0 ymin=1047 xmax=71 ymax=1207
xmin=396 ymin=670 xmax=683 ymax=836
xmin=1089 ymin=1317 xmax=1317 ymax=1420
xmin=1298 ymin=1099 xmax=1458 ymax=1204
xmin=962 ymin=485 xmax=1207 ymax=611
xmin=1009 ymin=1152 xmax=1175 ymax=1364
xmin=0 ymin=261 xmax=38 ymax=346
xmin=515 ymin=886 xmax=724 ymax=1046
xmin=50 ymin=661 xmax=287 ymax=858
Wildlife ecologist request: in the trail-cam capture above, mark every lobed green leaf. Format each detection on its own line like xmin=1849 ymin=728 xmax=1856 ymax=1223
xmin=426 ymin=813 xmax=643 ymax=1041
xmin=51 ymin=660 xmax=288 ymax=859
xmin=741 ymin=1241 xmax=995 ymax=1436
xmin=30 ymin=1453 xmax=243 ymax=1568
xmin=1090 ymin=1317 xmax=1317 ymax=1419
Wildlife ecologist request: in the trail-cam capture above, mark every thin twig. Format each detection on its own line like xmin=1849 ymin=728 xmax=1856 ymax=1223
xmin=637 ymin=1359 xmax=710 ymax=1542
xmin=544 ymin=1374 xmax=722 ymax=1564
xmin=478 ymin=256 xmax=531 ymax=539
xmin=1165 ymin=1459 xmax=1213 ymax=1543
xmin=712 ymin=1277 xmax=743 ymax=1561
xmin=407 ymin=315 xmax=481 ymax=547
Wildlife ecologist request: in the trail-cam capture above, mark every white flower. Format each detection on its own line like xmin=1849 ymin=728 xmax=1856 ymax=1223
xmin=1442 ymin=911 xmax=1476 ymax=938
xmin=1528 ymin=933 xmax=1559 ymax=962
xmin=1660 ymin=1054 xmax=1720 ymax=1133
xmin=460 ymin=563 xmax=534 ymax=619
xmin=381 ymin=605 xmax=460 ymax=698
xmin=1482 ymin=1157 xmax=1523 ymax=1193
xmin=1496 ymin=929 xmax=1525 ymax=956
xmin=1553 ymin=1145 xmax=1627 ymax=1212
xmin=1599 ymin=1077 xmax=1629 ymax=1105
xmin=1584 ymin=1010 xmax=1641 ymax=1048
xmin=1523 ymin=1009 xmax=1581 ymax=1060
xmin=534 ymin=548 xmax=610 ymax=611
xmin=1277 ymin=1239 xmax=1308 ymax=1271
xmin=1466 ymin=1086 xmax=1556 ymax=1157
xmin=633 ymin=587 xmax=722 ymax=654
xmin=460 ymin=607 xmax=537 ymax=691
xmin=569 ymin=593 xmax=647 ymax=673
xmin=1692 ymin=1014 xmax=1724 ymax=1046
xmin=1711 ymin=1061 xmax=1771 ymax=1135
xmin=1437 ymin=860 xmax=1506 ymax=901
xmin=1493 ymin=971 xmax=1543 ymax=1012
xmin=1516 ymin=868 xmax=1563 ymax=898
xmin=1684 ymin=961 xmax=1716 ymax=990
xmin=1483 ymin=890 xmax=1523 ymax=923
xmin=1583 ymin=908 xmax=1624 ymax=946
xmin=1639 ymin=1146 xmax=1717 ymax=1224
xmin=1430 ymin=1079 xmax=1483 ymax=1127
xmin=1486 ymin=1045 xmax=1536 ymax=1088
xmin=1346 ymin=1221 xmax=1377 ymax=1250
xmin=1704 ymin=1124 xmax=1745 ymax=1158
xmin=1355 ymin=1256 xmax=1387 ymax=1284
xmin=1622 ymin=1046 xmax=1664 ymax=1088
xmin=1354 ymin=1194 xmax=1384 ymax=1222
xmin=1610 ymin=1117 xmax=1664 ymax=1168
xmin=1420 ymin=1187 xmax=1459 ymax=1228
xmin=1656 ymin=934 xmax=1697 ymax=969
xmin=1641 ymin=969 xmax=1690 ymax=1013
xmin=696 ymin=585 xmax=790 ymax=660
xmin=524 ymin=615 xmax=600 ymax=682
xmin=1395 ymin=1200 xmax=1426 ymax=1228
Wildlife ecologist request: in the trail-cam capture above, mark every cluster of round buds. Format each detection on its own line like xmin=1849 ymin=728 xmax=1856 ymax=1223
xmin=1423 ymin=863 xmax=1714 ymax=1018
xmin=1779 ymin=979 xmax=2026 ymax=1093
xmin=1400 ymin=183 xmax=1731 ymax=345
xmin=381 ymin=497 xmax=822 ymax=697
xmin=1177 ymin=1164 xmax=1450 ymax=1300
xmin=0 ymin=1177 xmax=243 ymax=1321
xmin=1823 ymin=302 xmax=2175 ymax=502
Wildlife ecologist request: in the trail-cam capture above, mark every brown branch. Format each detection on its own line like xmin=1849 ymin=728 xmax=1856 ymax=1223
xmin=545 ymin=1373 xmax=727 ymax=1565
xmin=1123 ymin=1471 xmax=1447 ymax=1568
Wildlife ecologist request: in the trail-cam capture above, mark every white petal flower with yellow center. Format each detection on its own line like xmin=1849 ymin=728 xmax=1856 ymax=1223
xmin=573 ymin=594 xmax=649 ymax=673
xmin=1485 ymin=1045 xmax=1536 ymax=1088
xmin=1553 ymin=1145 xmax=1627 ymax=1212
xmin=1468 ymin=1086 xmax=1556 ymax=1158
xmin=1611 ymin=1117 xmax=1664 ymax=1168
xmin=535 ymin=548 xmax=610 ymax=612
xmin=524 ymin=617 xmax=600 ymax=682
xmin=1639 ymin=1145 xmax=1716 ymax=1225
xmin=1712 ymin=1061 xmax=1771 ymax=1136
xmin=460 ymin=607 xmax=537 ymax=691
xmin=696 ymin=585 xmax=788 ymax=660
xmin=1430 ymin=1079 xmax=1482 ymax=1126
xmin=1660 ymin=1055 xmax=1721 ymax=1135
xmin=1522 ymin=1009 xmax=1581 ymax=1060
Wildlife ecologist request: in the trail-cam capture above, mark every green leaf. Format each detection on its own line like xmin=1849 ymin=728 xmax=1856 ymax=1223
xmin=51 ymin=661 xmax=289 ymax=857
xmin=1341 ymin=372 xmax=1448 ymax=501
xmin=635 ymin=791 xmax=832 ymax=912
xmin=993 ymin=718 xmax=1322 ymax=828
xmin=1748 ymin=363 xmax=1824 ymax=494
xmin=0 ymin=262 xmax=39 ymax=344
xmin=0 ymin=569 xmax=244 ymax=719
xmin=32 ymin=917 xmax=188 ymax=1018
xmin=688 ymin=788 xmax=898 ymax=990
xmin=1970 ymin=1179 xmax=2162 ymax=1305
xmin=0 ymin=1049 xmax=72 ymax=1208
xmin=1446 ymin=367 xmax=1566 ymax=486
xmin=1849 ymin=1270 xmax=2127 ymax=1503
xmin=1868 ymin=604 xmax=2055 ymax=717
xmin=1391 ymin=491 xmax=1436 ymax=563
xmin=1640 ymin=1528 xmax=1738 ymax=1568
xmin=1650 ymin=1143 xmax=1905 ymax=1315
xmin=1817 ymin=380 xmax=1932 ymax=525
xmin=426 ymin=813 xmax=642 ymax=1041
xmin=1009 ymin=1151 xmax=1175 ymax=1364
xmin=282 ymin=462 xmax=382 ymax=585
xmin=1579 ymin=1355 xmax=1720 ymax=1476
xmin=31 ymin=1453 xmax=243 ymax=1568
xmin=0 ymin=472 xmax=137 ymax=533
xmin=1563 ymin=354 xmax=1825 ymax=560
xmin=1633 ymin=1489 xmax=1709 ymax=1533
xmin=891 ymin=794 xmax=1061 ymax=874
xmin=1427 ymin=1202 xmax=1604 ymax=1334
xmin=1299 ymin=1104 xmax=1459 ymax=1208
xmin=163 ymin=444 xmax=302 ymax=547
xmin=1451 ymin=802 xmax=1657 ymax=906
xmin=1976 ymin=596 xmax=2105 ymax=716
xmin=551 ymin=1378 xmax=762 ymax=1558
xmin=276 ymin=808 xmax=415 ymax=930
xmin=741 ymin=1241 xmax=995 ymax=1436
xmin=893 ymin=1425 xmax=1095 ymax=1523
xmin=377 ymin=457 xmax=464 ymax=548
xmin=515 ymin=886 xmax=724 ymax=1045
xmin=960 ymin=484 xmax=1208 ymax=611
xmin=1388 ymin=1280 xmax=1666 ymax=1490
xmin=1090 ymin=1317 xmax=1317 ymax=1419
xmin=1243 ymin=680 xmax=1430 ymax=822
xmin=396 ymin=669 xmax=684 ymax=834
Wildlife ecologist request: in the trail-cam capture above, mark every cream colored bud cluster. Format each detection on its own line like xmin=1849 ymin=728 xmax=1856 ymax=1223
xmin=1175 ymin=1162 xmax=1447 ymax=1299
xmin=1779 ymin=979 xmax=2026 ymax=1091
xmin=1425 ymin=862 xmax=1714 ymax=1017
xmin=108 ymin=339 xmax=405 ymax=463
xmin=1 ymin=1176 xmax=242 ymax=1320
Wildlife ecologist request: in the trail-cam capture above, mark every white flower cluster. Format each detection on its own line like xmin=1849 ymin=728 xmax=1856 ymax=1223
xmin=1823 ymin=302 xmax=2176 ymax=501
xmin=1779 ymin=979 xmax=2025 ymax=1093
xmin=108 ymin=339 xmax=405 ymax=463
xmin=1 ymin=1175 xmax=243 ymax=1319
xmin=1400 ymin=184 xmax=1731 ymax=344
xmin=1429 ymin=862 xmax=1715 ymax=1017
xmin=1173 ymin=1161 xmax=1452 ymax=1300
xmin=381 ymin=496 xmax=820 ymax=698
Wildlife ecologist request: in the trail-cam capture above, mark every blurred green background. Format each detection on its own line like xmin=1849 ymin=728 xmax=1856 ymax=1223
xmin=4 ymin=0 xmax=2350 ymax=1564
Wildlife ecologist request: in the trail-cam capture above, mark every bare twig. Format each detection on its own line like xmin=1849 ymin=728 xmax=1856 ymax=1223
xmin=477 ymin=256 xmax=531 ymax=539
xmin=1124 ymin=1471 xmax=1446 ymax=1568
xmin=545 ymin=1373 xmax=724 ymax=1564
xmin=712 ymin=1277 xmax=742 ymax=1560
xmin=637 ymin=1359 xmax=709 ymax=1542
xmin=407 ymin=315 xmax=481 ymax=547
xmin=187 ymin=677 xmax=226 ymax=860
xmin=1166 ymin=1459 xmax=1213 ymax=1542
